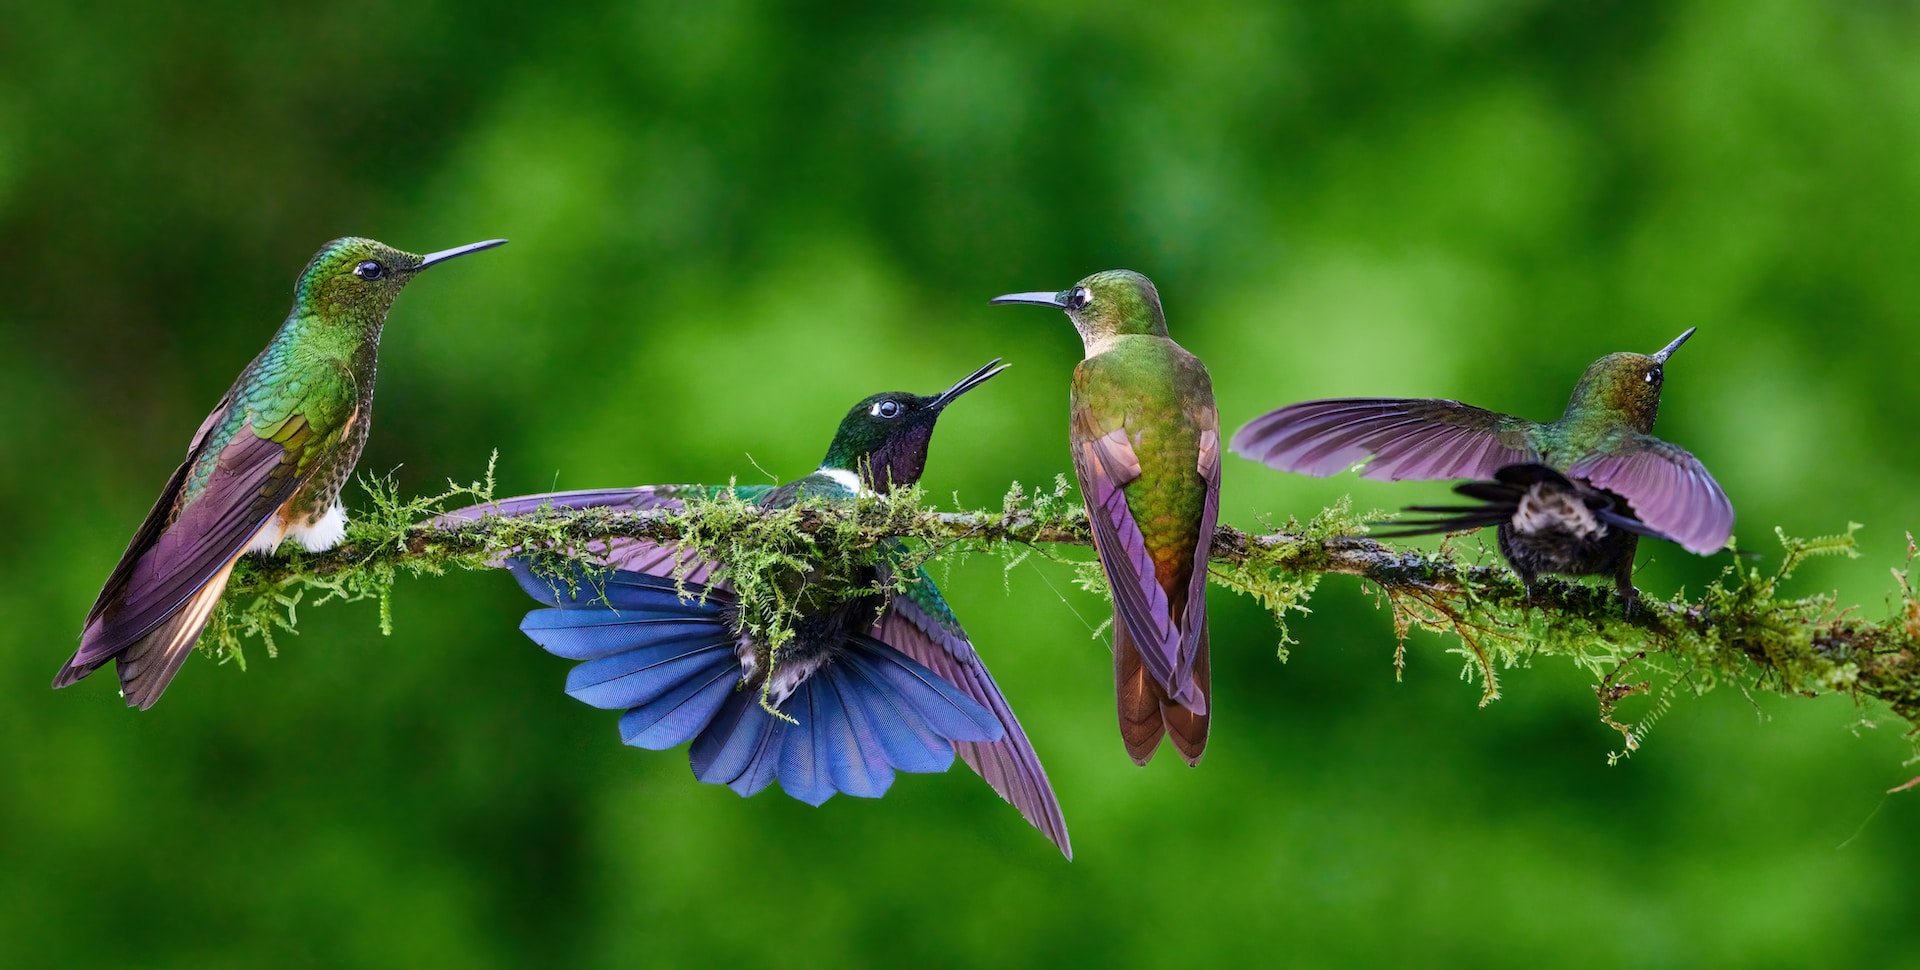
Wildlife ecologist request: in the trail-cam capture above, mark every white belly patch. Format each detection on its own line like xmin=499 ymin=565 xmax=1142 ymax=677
xmin=244 ymin=502 xmax=349 ymax=555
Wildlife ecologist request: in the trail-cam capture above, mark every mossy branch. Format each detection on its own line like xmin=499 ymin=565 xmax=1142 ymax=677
xmin=208 ymin=463 xmax=1920 ymax=764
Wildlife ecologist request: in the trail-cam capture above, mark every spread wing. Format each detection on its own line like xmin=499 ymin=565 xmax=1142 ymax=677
xmin=1230 ymin=398 xmax=1540 ymax=480
xmin=1568 ymin=433 xmax=1735 ymax=555
xmin=64 ymin=408 xmax=323 ymax=678
xmin=875 ymin=564 xmax=1070 ymax=859
xmin=433 ymin=485 xmax=746 ymax=523
xmin=435 ymin=484 xmax=777 ymax=584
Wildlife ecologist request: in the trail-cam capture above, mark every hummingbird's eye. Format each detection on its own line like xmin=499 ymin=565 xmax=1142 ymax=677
xmin=1066 ymin=286 xmax=1092 ymax=311
xmin=353 ymin=260 xmax=386 ymax=281
xmin=1645 ymin=367 xmax=1661 ymax=385
xmin=871 ymin=400 xmax=903 ymax=419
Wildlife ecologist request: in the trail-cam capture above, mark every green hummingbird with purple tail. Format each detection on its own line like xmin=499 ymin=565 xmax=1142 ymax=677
xmin=1230 ymin=329 xmax=1734 ymax=605
xmin=56 ymin=235 xmax=506 ymax=708
xmin=993 ymin=271 xmax=1220 ymax=766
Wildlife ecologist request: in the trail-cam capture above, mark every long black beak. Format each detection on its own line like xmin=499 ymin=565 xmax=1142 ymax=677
xmin=418 ymin=238 xmax=509 ymax=270
xmin=1651 ymin=327 xmax=1697 ymax=363
xmin=989 ymin=290 xmax=1067 ymax=308
xmin=932 ymin=358 xmax=1009 ymax=410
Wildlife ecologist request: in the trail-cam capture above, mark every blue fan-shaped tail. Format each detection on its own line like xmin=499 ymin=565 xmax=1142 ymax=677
xmin=511 ymin=559 xmax=741 ymax=750
xmin=686 ymin=635 xmax=1006 ymax=806
xmin=509 ymin=562 xmax=1005 ymax=807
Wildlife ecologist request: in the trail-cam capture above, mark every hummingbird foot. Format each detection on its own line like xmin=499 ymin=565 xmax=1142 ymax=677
xmin=1513 ymin=566 xmax=1540 ymax=608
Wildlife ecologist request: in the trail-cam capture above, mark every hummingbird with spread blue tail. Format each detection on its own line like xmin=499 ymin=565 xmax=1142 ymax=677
xmin=440 ymin=360 xmax=1072 ymax=858
xmin=992 ymin=272 xmax=1220 ymax=767
xmin=1230 ymin=329 xmax=1734 ymax=604
xmin=56 ymin=236 xmax=507 ymax=708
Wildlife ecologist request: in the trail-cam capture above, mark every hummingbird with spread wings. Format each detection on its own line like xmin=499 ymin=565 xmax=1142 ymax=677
xmin=442 ymin=360 xmax=1071 ymax=858
xmin=1231 ymin=329 xmax=1734 ymax=604
xmin=57 ymin=236 xmax=505 ymax=708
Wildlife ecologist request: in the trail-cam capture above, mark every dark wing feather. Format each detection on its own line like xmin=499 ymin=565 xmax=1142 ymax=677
xmin=64 ymin=418 xmax=313 ymax=677
xmin=876 ymin=567 xmax=1071 ymax=859
xmin=1112 ymin=605 xmax=1211 ymax=768
xmin=113 ymin=562 xmax=238 ymax=708
xmin=1568 ymin=434 xmax=1735 ymax=555
xmin=1179 ymin=420 xmax=1221 ymax=696
xmin=1372 ymin=464 xmax=1544 ymax=539
xmin=1113 ymin=619 xmax=1163 ymax=764
xmin=79 ymin=399 xmax=232 ymax=632
xmin=78 ymin=454 xmax=198 ymax=645
xmin=1163 ymin=618 xmax=1209 ymax=764
xmin=1230 ymin=398 xmax=1540 ymax=480
xmin=1070 ymin=417 xmax=1188 ymax=706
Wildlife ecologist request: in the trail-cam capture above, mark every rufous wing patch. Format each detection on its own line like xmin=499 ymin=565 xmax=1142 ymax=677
xmin=1084 ymin=427 xmax=1143 ymax=487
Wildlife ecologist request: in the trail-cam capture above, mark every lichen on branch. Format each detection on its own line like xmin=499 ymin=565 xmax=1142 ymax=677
xmin=208 ymin=460 xmax=1920 ymax=764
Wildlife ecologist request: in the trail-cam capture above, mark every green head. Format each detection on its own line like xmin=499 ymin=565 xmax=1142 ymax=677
xmin=292 ymin=236 xmax=507 ymax=326
xmin=1561 ymin=328 xmax=1696 ymax=432
xmin=819 ymin=359 xmax=1008 ymax=491
xmin=991 ymin=269 xmax=1168 ymax=352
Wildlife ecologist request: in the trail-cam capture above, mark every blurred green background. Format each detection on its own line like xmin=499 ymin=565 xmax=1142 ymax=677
xmin=4 ymin=1 xmax=1918 ymax=966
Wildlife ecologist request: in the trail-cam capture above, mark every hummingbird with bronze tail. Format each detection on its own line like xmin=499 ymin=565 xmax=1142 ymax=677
xmin=439 ymin=360 xmax=1071 ymax=858
xmin=1230 ymin=329 xmax=1734 ymax=604
xmin=56 ymin=236 xmax=507 ymax=708
xmin=992 ymin=272 xmax=1220 ymax=767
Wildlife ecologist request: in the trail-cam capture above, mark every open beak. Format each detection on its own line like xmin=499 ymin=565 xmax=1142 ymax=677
xmin=932 ymin=358 xmax=1009 ymax=410
xmin=989 ymin=290 xmax=1068 ymax=308
xmin=1651 ymin=327 xmax=1697 ymax=363
xmin=418 ymin=238 xmax=509 ymax=270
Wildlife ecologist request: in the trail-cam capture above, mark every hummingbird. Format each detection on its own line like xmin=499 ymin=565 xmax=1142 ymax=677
xmin=1229 ymin=329 xmax=1735 ymax=603
xmin=991 ymin=272 xmax=1220 ymax=767
xmin=441 ymin=360 xmax=1072 ymax=858
xmin=56 ymin=236 xmax=507 ymax=708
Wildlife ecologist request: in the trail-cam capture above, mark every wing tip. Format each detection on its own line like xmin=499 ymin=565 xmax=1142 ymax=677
xmin=1114 ymin=623 xmax=1168 ymax=765
xmin=874 ymin=605 xmax=1072 ymax=860
xmin=1679 ymin=535 xmax=1732 ymax=556
xmin=51 ymin=655 xmax=99 ymax=690
xmin=1166 ymin=709 xmax=1209 ymax=766
xmin=1167 ymin=629 xmax=1211 ymax=766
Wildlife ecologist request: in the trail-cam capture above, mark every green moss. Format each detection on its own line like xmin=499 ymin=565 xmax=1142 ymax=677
xmin=208 ymin=453 xmax=505 ymax=668
xmin=1209 ymin=496 xmax=1370 ymax=663
xmin=201 ymin=460 xmax=1920 ymax=767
